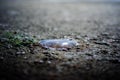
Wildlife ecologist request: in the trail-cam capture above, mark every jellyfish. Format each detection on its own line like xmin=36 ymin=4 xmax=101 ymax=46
xmin=39 ymin=39 xmax=79 ymax=50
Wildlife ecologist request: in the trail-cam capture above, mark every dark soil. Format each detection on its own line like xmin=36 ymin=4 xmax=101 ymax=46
xmin=0 ymin=0 xmax=120 ymax=80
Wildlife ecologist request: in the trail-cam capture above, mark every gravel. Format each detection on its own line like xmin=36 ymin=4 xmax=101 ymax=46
xmin=0 ymin=0 xmax=120 ymax=80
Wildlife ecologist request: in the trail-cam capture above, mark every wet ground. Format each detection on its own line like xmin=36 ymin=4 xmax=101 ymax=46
xmin=0 ymin=0 xmax=120 ymax=80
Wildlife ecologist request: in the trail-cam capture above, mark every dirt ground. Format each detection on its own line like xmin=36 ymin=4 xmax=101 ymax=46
xmin=0 ymin=0 xmax=120 ymax=80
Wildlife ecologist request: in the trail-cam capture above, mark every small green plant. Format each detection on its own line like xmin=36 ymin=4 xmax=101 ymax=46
xmin=0 ymin=31 xmax=38 ymax=47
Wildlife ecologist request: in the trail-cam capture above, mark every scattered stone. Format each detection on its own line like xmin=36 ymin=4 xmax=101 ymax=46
xmin=23 ymin=56 xmax=28 ymax=59
xmin=16 ymin=51 xmax=26 ymax=55
xmin=85 ymin=53 xmax=93 ymax=56
xmin=21 ymin=51 xmax=26 ymax=54
xmin=0 ymin=56 xmax=4 ymax=60
xmin=39 ymin=60 xmax=44 ymax=63
xmin=94 ymin=41 xmax=110 ymax=46
xmin=47 ymin=61 xmax=52 ymax=64
xmin=34 ymin=60 xmax=44 ymax=64
xmin=6 ymin=44 xmax=13 ymax=49
xmin=101 ymin=33 xmax=110 ymax=37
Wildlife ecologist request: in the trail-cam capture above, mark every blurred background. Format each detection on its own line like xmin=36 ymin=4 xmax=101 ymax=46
xmin=0 ymin=0 xmax=120 ymax=38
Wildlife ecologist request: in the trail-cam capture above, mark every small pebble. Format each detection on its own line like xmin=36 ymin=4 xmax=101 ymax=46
xmin=16 ymin=51 xmax=25 ymax=55
xmin=47 ymin=61 xmax=52 ymax=64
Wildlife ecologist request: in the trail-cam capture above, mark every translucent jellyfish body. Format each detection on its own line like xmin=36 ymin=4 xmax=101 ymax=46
xmin=39 ymin=39 xmax=79 ymax=50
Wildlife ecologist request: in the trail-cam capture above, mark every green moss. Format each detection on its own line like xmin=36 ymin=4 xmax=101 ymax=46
xmin=0 ymin=31 xmax=38 ymax=47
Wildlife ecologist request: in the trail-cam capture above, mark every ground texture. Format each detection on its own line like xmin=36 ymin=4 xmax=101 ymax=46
xmin=0 ymin=0 xmax=120 ymax=80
